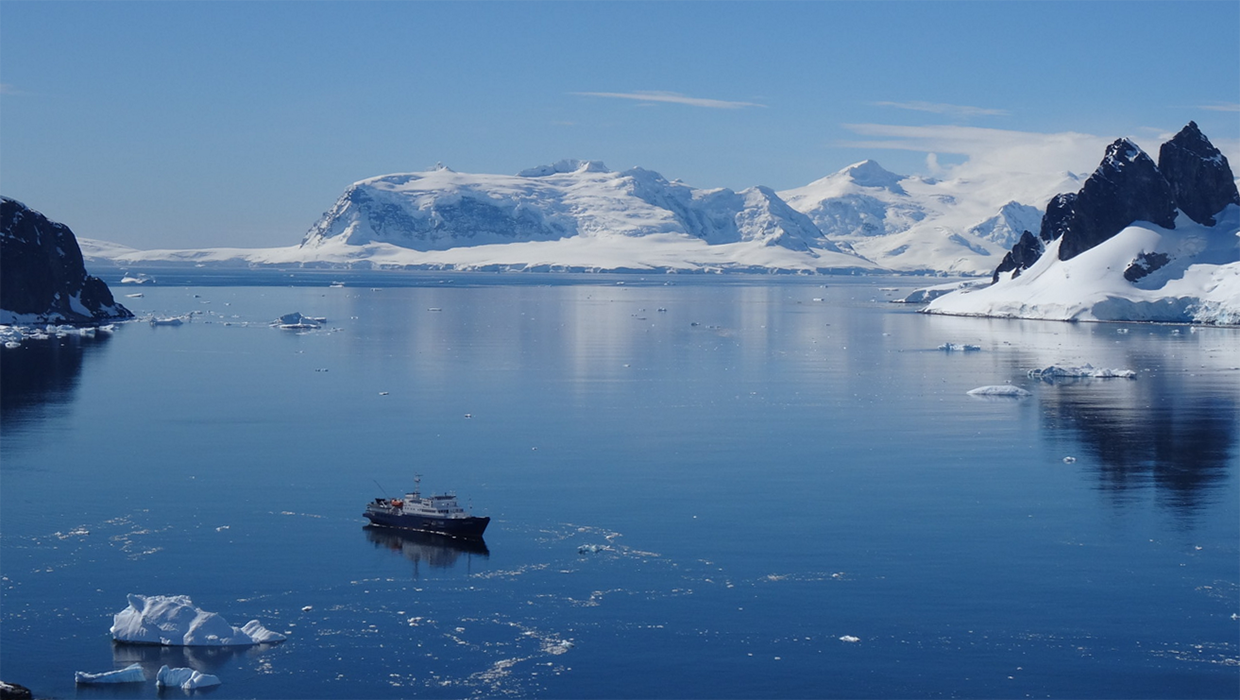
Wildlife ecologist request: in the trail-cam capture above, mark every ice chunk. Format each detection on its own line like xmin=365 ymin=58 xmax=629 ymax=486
xmin=966 ymin=385 xmax=1032 ymax=397
xmin=839 ymin=635 xmax=861 ymax=643
xmin=938 ymin=343 xmax=981 ymax=352
xmin=111 ymin=594 xmax=286 ymax=646
xmin=75 ymin=663 xmax=145 ymax=684
xmin=1027 ymin=364 xmax=1136 ymax=380
xmin=156 ymin=665 xmax=222 ymax=690
xmin=274 ymin=311 xmax=323 ymax=329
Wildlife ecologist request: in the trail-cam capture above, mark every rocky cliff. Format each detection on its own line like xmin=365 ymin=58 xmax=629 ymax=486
xmin=997 ymin=122 xmax=1239 ymax=278
xmin=1 ymin=197 xmax=132 ymax=325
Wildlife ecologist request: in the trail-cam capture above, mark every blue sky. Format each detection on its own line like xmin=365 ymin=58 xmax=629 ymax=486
xmin=2 ymin=1 xmax=1237 ymax=249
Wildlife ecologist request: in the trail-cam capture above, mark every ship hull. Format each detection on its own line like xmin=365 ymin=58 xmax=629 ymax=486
xmin=364 ymin=508 xmax=490 ymax=539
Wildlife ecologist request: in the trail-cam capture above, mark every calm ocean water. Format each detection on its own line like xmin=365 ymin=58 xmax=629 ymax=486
xmin=2 ymin=273 xmax=1238 ymax=699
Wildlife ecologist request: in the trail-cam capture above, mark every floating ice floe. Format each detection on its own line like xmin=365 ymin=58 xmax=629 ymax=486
xmin=966 ymin=385 xmax=1032 ymax=397
xmin=156 ymin=665 xmax=221 ymax=690
xmin=839 ymin=635 xmax=861 ymax=643
xmin=111 ymin=594 xmax=286 ymax=646
xmin=149 ymin=316 xmax=185 ymax=326
xmin=75 ymin=663 xmax=146 ymax=684
xmin=1027 ymin=364 xmax=1137 ymax=380
xmin=577 ymin=544 xmax=608 ymax=554
xmin=938 ymin=343 xmax=981 ymax=352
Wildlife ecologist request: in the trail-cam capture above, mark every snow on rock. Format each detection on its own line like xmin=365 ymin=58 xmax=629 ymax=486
xmin=75 ymin=663 xmax=146 ymax=684
xmin=156 ymin=665 xmax=222 ymax=690
xmin=966 ymin=385 xmax=1032 ymax=397
xmin=111 ymin=594 xmax=286 ymax=646
xmin=1027 ymin=364 xmax=1136 ymax=380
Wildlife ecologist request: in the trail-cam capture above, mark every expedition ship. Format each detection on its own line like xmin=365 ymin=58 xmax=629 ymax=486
xmin=364 ymin=476 xmax=489 ymax=539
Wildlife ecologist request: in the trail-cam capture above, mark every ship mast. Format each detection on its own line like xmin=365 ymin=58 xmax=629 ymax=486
xmin=413 ymin=474 xmax=422 ymax=499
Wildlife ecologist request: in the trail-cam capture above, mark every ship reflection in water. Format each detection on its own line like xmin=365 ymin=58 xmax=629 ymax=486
xmin=363 ymin=525 xmax=489 ymax=577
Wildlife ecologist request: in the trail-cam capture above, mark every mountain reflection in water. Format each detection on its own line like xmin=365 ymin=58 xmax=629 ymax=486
xmin=1037 ymin=371 xmax=1238 ymax=515
xmin=363 ymin=525 xmax=489 ymax=577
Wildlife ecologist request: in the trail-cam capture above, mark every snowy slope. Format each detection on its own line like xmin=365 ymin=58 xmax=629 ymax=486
xmin=779 ymin=160 xmax=1081 ymax=274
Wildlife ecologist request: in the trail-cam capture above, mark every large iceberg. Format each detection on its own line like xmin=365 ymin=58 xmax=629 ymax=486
xmin=111 ymin=594 xmax=286 ymax=646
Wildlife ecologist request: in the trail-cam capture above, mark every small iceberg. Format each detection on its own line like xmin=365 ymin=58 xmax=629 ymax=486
xmin=149 ymin=316 xmax=185 ymax=327
xmin=156 ymin=665 xmax=221 ymax=690
xmin=75 ymin=662 xmax=146 ymax=684
xmin=1027 ymin=364 xmax=1137 ymax=380
xmin=111 ymin=594 xmax=286 ymax=646
xmin=274 ymin=311 xmax=323 ymax=330
xmin=967 ymin=385 xmax=1032 ymax=398
xmin=939 ymin=343 xmax=981 ymax=352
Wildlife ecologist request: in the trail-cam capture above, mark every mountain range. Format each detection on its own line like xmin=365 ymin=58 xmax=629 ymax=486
xmin=75 ymin=153 xmax=1099 ymax=275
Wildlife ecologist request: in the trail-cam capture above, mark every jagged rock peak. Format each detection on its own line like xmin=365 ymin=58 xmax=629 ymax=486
xmin=517 ymin=160 xmax=610 ymax=177
xmin=1157 ymin=121 xmax=1240 ymax=226
xmin=992 ymin=230 xmax=1044 ymax=283
xmin=1051 ymin=137 xmax=1177 ymax=261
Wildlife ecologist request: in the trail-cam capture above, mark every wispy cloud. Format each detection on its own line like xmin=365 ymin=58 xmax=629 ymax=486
xmin=872 ymin=101 xmax=1010 ymax=117
xmin=574 ymin=91 xmax=766 ymax=110
xmin=1198 ymin=103 xmax=1240 ymax=113
xmin=841 ymin=123 xmax=1109 ymax=179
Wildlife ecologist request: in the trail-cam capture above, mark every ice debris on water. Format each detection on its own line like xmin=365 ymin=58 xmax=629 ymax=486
xmin=111 ymin=594 xmax=285 ymax=646
xmin=938 ymin=343 xmax=981 ymax=352
xmin=75 ymin=663 xmax=145 ymax=684
xmin=1063 ymin=456 xmax=1077 ymax=464
xmin=839 ymin=635 xmax=861 ymax=643
xmin=156 ymin=665 xmax=221 ymax=690
xmin=578 ymin=544 xmax=607 ymax=554
xmin=966 ymin=385 xmax=1032 ymax=397
xmin=1027 ymin=364 xmax=1136 ymax=380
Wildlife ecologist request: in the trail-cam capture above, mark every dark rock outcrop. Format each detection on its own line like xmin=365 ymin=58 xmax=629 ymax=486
xmin=1 ymin=197 xmax=132 ymax=324
xmin=1052 ymin=138 xmax=1177 ymax=261
xmin=0 ymin=681 xmax=34 ymax=700
xmin=1157 ymin=121 xmax=1240 ymax=226
xmin=992 ymin=230 xmax=1045 ymax=283
xmin=993 ymin=123 xmax=1238 ymax=279
xmin=1123 ymin=251 xmax=1171 ymax=283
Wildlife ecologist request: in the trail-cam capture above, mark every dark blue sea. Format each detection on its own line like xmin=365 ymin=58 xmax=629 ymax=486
xmin=2 ymin=272 xmax=1238 ymax=698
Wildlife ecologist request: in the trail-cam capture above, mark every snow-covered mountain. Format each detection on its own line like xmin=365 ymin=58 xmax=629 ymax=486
xmin=925 ymin=123 xmax=1240 ymax=324
xmin=778 ymin=160 xmax=1079 ymax=275
xmin=285 ymin=158 xmax=872 ymax=270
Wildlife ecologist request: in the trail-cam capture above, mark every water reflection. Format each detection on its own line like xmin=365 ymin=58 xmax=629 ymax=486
xmin=108 ymin=640 xmax=259 ymax=674
xmin=363 ymin=525 xmax=489 ymax=577
xmin=1037 ymin=371 xmax=1238 ymax=516
xmin=0 ymin=333 xmax=112 ymax=427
